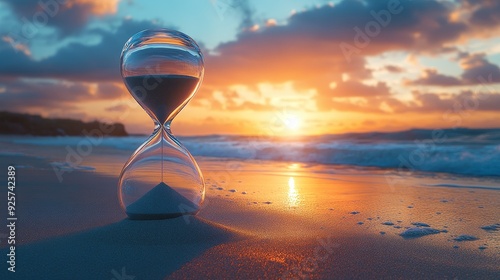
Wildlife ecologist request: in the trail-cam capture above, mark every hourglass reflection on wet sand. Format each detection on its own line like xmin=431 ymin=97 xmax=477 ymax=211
xmin=118 ymin=29 xmax=205 ymax=220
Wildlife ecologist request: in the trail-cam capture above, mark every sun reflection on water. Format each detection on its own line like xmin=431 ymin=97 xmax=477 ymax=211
xmin=288 ymin=177 xmax=299 ymax=207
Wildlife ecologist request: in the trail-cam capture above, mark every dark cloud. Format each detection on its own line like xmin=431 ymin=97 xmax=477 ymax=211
xmin=1 ymin=0 xmax=119 ymax=35
xmin=0 ymin=18 xmax=162 ymax=81
xmin=411 ymin=69 xmax=462 ymax=86
xmin=463 ymin=0 xmax=500 ymax=26
xmin=410 ymin=53 xmax=500 ymax=86
xmin=286 ymin=0 xmax=467 ymax=53
xmin=0 ymin=78 xmax=124 ymax=111
xmin=460 ymin=53 xmax=500 ymax=83
xmin=407 ymin=91 xmax=500 ymax=112
xmin=105 ymin=103 xmax=129 ymax=112
xmin=385 ymin=65 xmax=404 ymax=73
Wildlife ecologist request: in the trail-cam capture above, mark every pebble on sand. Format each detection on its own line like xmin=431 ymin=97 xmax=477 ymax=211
xmin=399 ymin=227 xmax=441 ymax=239
xmin=480 ymin=223 xmax=500 ymax=232
xmin=453 ymin=235 xmax=479 ymax=242
xmin=411 ymin=222 xmax=430 ymax=227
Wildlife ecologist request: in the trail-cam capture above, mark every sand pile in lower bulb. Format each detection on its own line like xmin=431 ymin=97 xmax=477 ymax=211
xmin=126 ymin=182 xmax=199 ymax=219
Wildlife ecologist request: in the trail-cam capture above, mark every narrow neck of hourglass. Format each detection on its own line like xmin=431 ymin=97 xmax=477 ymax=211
xmin=152 ymin=119 xmax=185 ymax=149
xmin=153 ymin=120 xmax=173 ymax=134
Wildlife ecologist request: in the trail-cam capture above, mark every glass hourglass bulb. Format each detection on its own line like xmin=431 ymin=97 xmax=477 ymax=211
xmin=118 ymin=29 xmax=205 ymax=219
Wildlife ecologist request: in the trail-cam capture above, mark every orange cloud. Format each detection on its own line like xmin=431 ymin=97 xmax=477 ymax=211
xmin=64 ymin=0 xmax=120 ymax=15
xmin=197 ymin=0 xmax=483 ymax=114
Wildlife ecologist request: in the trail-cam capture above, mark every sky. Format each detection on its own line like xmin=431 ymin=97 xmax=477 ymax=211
xmin=0 ymin=0 xmax=499 ymax=136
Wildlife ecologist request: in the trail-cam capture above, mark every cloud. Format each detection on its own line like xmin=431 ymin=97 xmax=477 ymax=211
xmin=230 ymin=0 xmax=254 ymax=30
xmin=407 ymin=90 xmax=500 ymax=112
xmin=0 ymin=78 xmax=125 ymax=111
xmin=463 ymin=0 xmax=500 ymax=27
xmin=411 ymin=69 xmax=462 ymax=86
xmin=1 ymin=36 xmax=31 ymax=56
xmin=317 ymin=90 xmax=500 ymax=114
xmin=200 ymin=0 xmax=476 ymax=111
xmin=0 ymin=18 xmax=162 ymax=81
xmin=459 ymin=52 xmax=500 ymax=83
xmin=384 ymin=65 xmax=404 ymax=73
xmin=410 ymin=52 xmax=500 ymax=86
xmin=314 ymin=80 xmax=392 ymax=111
xmin=2 ymin=0 xmax=120 ymax=35
xmin=332 ymin=81 xmax=391 ymax=97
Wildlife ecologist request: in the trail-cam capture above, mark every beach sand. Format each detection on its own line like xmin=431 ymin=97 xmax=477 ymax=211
xmin=0 ymin=144 xmax=499 ymax=279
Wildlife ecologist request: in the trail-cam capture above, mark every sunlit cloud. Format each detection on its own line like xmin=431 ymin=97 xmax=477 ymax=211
xmin=2 ymin=36 xmax=31 ymax=56
xmin=265 ymin=19 xmax=277 ymax=27
xmin=66 ymin=0 xmax=120 ymax=15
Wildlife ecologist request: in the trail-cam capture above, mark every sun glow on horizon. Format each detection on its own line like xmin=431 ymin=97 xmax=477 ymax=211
xmin=282 ymin=114 xmax=301 ymax=131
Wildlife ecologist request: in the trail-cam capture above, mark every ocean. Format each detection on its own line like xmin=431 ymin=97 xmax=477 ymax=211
xmin=4 ymin=128 xmax=499 ymax=178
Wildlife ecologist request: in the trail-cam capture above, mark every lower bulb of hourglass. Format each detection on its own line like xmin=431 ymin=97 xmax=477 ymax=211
xmin=118 ymin=129 xmax=205 ymax=219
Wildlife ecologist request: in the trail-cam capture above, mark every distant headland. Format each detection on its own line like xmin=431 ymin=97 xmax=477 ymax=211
xmin=0 ymin=111 xmax=128 ymax=136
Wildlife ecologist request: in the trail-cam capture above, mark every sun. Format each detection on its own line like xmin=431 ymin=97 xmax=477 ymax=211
xmin=283 ymin=114 xmax=301 ymax=130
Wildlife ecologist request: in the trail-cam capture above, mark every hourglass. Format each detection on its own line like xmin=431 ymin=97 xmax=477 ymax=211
xmin=118 ymin=29 xmax=205 ymax=220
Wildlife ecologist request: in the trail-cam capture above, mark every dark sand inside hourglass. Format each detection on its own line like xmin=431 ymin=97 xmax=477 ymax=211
xmin=126 ymin=182 xmax=200 ymax=219
xmin=124 ymin=75 xmax=200 ymax=124
xmin=124 ymin=75 xmax=201 ymax=219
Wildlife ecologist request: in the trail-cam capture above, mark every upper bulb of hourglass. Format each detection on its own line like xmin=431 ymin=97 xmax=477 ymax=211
xmin=120 ymin=29 xmax=204 ymax=126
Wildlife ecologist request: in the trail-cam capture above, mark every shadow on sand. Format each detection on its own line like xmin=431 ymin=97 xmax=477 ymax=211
xmin=3 ymin=216 xmax=243 ymax=280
